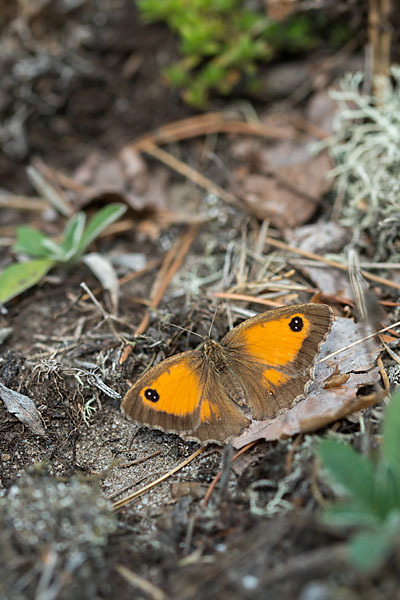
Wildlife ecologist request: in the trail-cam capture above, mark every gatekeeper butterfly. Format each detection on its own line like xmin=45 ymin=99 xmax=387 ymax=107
xmin=121 ymin=303 xmax=333 ymax=443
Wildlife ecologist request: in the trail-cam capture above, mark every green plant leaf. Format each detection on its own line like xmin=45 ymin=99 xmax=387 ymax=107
xmin=373 ymin=459 xmax=400 ymax=518
xmin=61 ymin=212 xmax=86 ymax=257
xmin=318 ymin=440 xmax=376 ymax=510
xmin=382 ymin=394 xmax=400 ymax=464
xmin=349 ymin=529 xmax=392 ymax=570
xmin=14 ymin=227 xmax=53 ymax=258
xmin=323 ymin=503 xmax=380 ymax=528
xmin=41 ymin=239 xmax=66 ymax=261
xmin=0 ymin=258 xmax=55 ymax=304
xmin=77 ymin=203 xmax=127 ymax=256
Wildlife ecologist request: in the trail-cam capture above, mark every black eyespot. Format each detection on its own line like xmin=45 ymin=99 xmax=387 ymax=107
xmin=144 ymin=388 xmax=159 ymax=402
xmin=289 ymin=316 xmax=304 ymax=332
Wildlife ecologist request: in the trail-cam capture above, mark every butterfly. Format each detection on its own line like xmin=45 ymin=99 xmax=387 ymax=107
xmin=121 ymin=303 xmax=333 ymax=443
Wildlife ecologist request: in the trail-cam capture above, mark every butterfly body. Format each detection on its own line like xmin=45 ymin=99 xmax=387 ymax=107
xmin=122 ymin=303 xmax=333 ymax=443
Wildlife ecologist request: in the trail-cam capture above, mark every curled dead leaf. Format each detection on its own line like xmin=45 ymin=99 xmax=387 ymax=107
xmin=0 ymin=382 xmax=46 ymax=436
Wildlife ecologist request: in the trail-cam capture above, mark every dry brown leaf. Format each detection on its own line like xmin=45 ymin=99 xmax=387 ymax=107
xmin=285 ymin=222 xmax=352 ymax=295
xmin=232 ymin=142 xmax=332 ymax=229
xmin=233 ymin=317 xmax=382 ymax=449
xmin=0 ymin=382 xmax=46 ymax=436
xmin=323 ymin=365 xmax=350 ymax=389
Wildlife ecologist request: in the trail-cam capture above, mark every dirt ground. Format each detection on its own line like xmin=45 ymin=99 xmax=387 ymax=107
xmin=1 ymin=1 xmax=400 ymax=599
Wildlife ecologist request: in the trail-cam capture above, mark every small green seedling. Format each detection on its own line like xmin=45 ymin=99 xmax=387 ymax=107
xmin=0 ymin=203 xmax=126 ymax=305
xmin=137 ymin=0 xmax=334 ymax=108
xmin=318 ymin=394 xmax=400 ymax=570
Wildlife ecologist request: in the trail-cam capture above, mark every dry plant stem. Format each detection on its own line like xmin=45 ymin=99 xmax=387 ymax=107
xmin=260 ymin=544 xmax=347 ymax=585
xmin=34 ymin=158 xmax=95 ymax=200
xmin=202 ymin=441 xmax=257 ymax=507
xmin=319 ymin=319 xmax=400 ymax=364
xmin=107 ymin=475 xmax=149 ymax=501
xmin=116 ymin=565 xmax=168 ymax=600
xmin=136 ymin=225 xmax=199 ymax=334
xmin=120 ymin=449 xmax=163 ymax=468
xmin=368 ymin=0 xmax=392 ymax=99
xmin=112 ymin=445 xmax=207 ymax=510
xmin=119 ymin=226 xmax=198 ymax=363
xmin=79 ymin=282 xmax=127 ymax=342
xmin=0 ymin=194 xmax=48 ymax=212
xmin=131 ymin=112 xmax=302 ymax=150
xmin=143 ymin=143 xmax=242 ymax=209
xmin=380 ymin=339 xmax=400 ymax=366
xmin=377 ymin=356 xmax=390 ymax=391
xmin=212 ymin=292 xmax=282 ymax=307
xmin=80 ymin=258 xmax=162 ymax=302
xmin=265 ymin=237 xmax=400 ymax=291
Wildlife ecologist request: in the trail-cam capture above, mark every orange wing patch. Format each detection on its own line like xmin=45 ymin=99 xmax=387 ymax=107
xmin=239 ymin=314 xmax=310 ymax=367
xmin=263 ymin=368 xmax=290 ymax=387
xmin=200 ymin=398 xmax=220 ymax=423
xmin=139 ymin=362 xmax=201 ymax=416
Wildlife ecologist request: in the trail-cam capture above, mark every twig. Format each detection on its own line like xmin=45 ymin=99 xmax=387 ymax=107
xmin=265 ymin=236 xmax=400 ymax=291
xmin=116 ymin=565 xmax=168 ymax=600
xmin=259 ymin=543 xmax=347 ymax=585
xmin=0 ymin=194 xmax=48 ymax=212
xmin=142 ymin=143 xmax=243 ymax=209
xmin=130 ymin=112 xmax=301 ymax=151
xmin=202 ymin=441 xmax=257 ymax=507
xmin=119 ymin=449 xmax=163 ymax=468
xmin=318 ymin=319 xmax=400 ymax=364
xmin=112 ymin=445 xmax=207 ymax=510
xmin=212 ymin=292 xmax=282 ymax=307
xmin=377 ymin=356 xmax=390 ymax=391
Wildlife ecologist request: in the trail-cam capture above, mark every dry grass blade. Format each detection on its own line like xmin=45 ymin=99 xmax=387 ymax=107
xmin=0 ymin=194 xmax=48 ymax=212
xmin=266 ymin=236 xmax=400 ymax=291
xmin=112 ymin=445 xmax=206 ymax=510
xmin=212 ymin=292 xmax=283 ymax=307
xmin=318 ymin=318 xmax=400 ymax=364
xmin=116 ymin=565 xmax=168 ymax=600
xmin=202 ymin=441 xmax=257 ymax=507
xmin=143 ymin=143 xmax=242 ymax=209
xmin=120 ymin=224 xmax=199 ymax=365
xmin=131 ymin=112 xmax=300 ymax=151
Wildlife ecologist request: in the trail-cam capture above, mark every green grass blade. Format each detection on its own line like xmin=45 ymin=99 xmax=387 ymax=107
xmin=77 ymin=203 xmax=127 ymax=255
xmin=0 ymin=259 xmax=55 ymax=304
xmin=318 ymin=440 xmax=376 ymax=509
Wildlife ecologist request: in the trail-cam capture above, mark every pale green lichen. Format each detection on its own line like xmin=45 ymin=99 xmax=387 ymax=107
xmin=318 ymin=66 xmax=400 ymax=261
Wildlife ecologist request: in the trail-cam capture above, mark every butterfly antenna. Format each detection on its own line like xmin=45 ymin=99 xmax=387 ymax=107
xmin=168 ymin=323 xmax=204 ymax=341
xmin=208 ymin=306 xmax=218 ymax=337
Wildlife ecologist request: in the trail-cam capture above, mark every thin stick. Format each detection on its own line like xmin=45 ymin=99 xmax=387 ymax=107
xmin=143 ymin=143 xmax=242 ymax=208
xmin=318 ymin=319 xmax=400 ymax=364
xmin=202 ymin=441 xmax=257 ymax=507
xmin=130 ymin=112 xmax=301 ymax=151
xmin=112 ymin=445 xmax=207 ymax=510
xmin=265 ymin=236 xmax=400 ymax=291
xmin=212 ymin=292 xmax=282 ymax=307
xmin=116 ymin=565 xmax=167 ymax=600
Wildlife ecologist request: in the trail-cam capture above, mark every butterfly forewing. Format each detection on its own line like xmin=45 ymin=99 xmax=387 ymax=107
xmin=221 ymin=304 xmax=333 ymax=419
